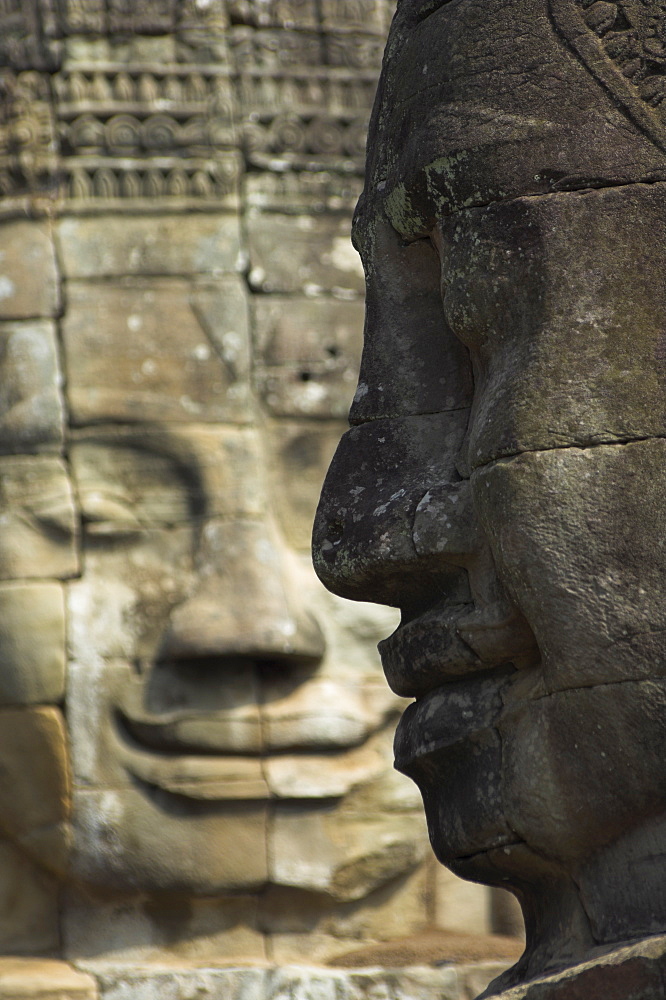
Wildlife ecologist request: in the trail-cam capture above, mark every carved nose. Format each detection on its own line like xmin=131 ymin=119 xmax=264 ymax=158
xmin=162 ymin=519 xmax=325 ymax=665
xmin=313 ymin=410 xmax=473 ymax=606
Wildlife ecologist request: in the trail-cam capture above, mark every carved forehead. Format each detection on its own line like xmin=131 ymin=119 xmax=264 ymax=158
xmin=362 ymin=0 xmax=666 ymax=236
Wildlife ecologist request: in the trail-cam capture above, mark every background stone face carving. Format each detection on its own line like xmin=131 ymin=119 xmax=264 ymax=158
xmin=0 ymin=0 xmax=523 ymax=990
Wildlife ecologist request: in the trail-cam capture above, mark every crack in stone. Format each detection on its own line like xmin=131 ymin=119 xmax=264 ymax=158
xmin=473 ymin=433 xmax=666 ymax=473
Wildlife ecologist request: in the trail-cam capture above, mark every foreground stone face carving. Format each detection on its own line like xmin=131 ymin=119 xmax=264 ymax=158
xmin=313 ymin=0 xmax=666 ymax=995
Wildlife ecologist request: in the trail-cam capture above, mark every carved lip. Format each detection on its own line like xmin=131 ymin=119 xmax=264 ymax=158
xmin=378 ymin=603 xmax=525 ymax=698
xmin=393 ymin=667 xmax=509 ymax=772
xmin=113 ymin=716 xmax=270 ymax=801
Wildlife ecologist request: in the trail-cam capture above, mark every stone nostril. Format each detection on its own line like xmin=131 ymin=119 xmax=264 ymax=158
xmin=321 ymin=519 xmax=344 ymax=559
xmin=328 ymin=519 xmax=344 ymax=543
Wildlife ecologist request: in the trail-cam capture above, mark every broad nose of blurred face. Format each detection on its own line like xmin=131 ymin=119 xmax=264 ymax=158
xmin=162 ymin=516 xmax=325 ymax=668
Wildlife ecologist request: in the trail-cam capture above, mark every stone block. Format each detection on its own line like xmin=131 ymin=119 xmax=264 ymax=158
xmin=0 ymin=457 xmax=78 ymax=581
xmin=472 ymin=438 xmax=666 ymax=691
xmin=320 ymin=0 xmax=389 ymax=33
xmin=271 ymin=801 xmax=426 ymax=901
xmin=244 ymin=171 xmax=363 ymax=215
xmin=91 ymin=968 xmax=268 ymax=1000
xmin=246 ymin=212 xmax=364 ymax=295
xmin=0 ymin=840 xmax=59 ymax=956
xmin=0 ymin=222 xmax=59 ymax=320
xmin=324 ymin=31 xmax=386 ymax=69
xmin=264 ymin=865 xmax=433 ymax=964
xmin=485 ymin=934 xmax=666 ymax=999
xmin=266 ymin=966 xmax=462 ymax=1000
xmin=0 ymin=582 xmax=66 ymax=705
xmin=0 ymin=959 xmax=97 ymax=999
xmin=228 ymin=0 xmax=319 ymax=29
xmin=71 ymin=788 xmax=268 ymax=895
xmin=0 ymin=321 xmax=65 ymax=454
xmin=57 ymin=215 xmax=243 ymax=278
xmin=0 ymin=707 xmax=70 ymax=877
xmin=64 ymin=893 xmax=266 ymax=968
xmin=254 ymin=297 xmax=363 ymax=418
xmin=62 ymin=278 xmax=251 ymax=424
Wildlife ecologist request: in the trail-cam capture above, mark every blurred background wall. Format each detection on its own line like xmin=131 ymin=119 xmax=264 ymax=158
xmin=0 ymin=0 xmax=522 ymax=982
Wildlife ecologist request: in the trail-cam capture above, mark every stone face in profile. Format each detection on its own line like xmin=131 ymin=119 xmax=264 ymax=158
xmin=313 ymin=0 xmax=666 ymax=995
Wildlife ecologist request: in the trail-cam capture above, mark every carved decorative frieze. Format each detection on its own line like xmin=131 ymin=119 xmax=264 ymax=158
xmin=63 ymin=153 xmax=241 ymax=208
xmin=0 ymin=70 xmax=58 ymax=199
xmin=0 ymin=0 xmax=394 ymax=210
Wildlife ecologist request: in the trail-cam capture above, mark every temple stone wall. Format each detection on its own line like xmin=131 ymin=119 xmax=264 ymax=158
xmin=0 ymin=1 xmax=522 ymax=996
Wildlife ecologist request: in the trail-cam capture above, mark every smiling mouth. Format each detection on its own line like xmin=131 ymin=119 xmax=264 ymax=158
xmin=112 ymin=706 xmax=394 ymax=802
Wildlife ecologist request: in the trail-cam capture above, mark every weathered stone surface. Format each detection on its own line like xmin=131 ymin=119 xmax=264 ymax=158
xmin=0 ymin=222 xmax=59 ymax=320
xmin=92 ymin=968 xmax=268 ymax=1000
xmin=0 ymin=582 xmax=66 ymax=705
xmin=501 ymin=680 xmax=666 ymax=871
xmin=0 ymin=707 xmax=70 ymax=876
xmin=88 ymin=965 xmax=469 ymax=1000
xmin=254 ymin=297 xmax=363 ymax=418
xmin=313 ymin=410 xmax=469 ymax=603
xmin=246 ymin=212 xmax=365 ymax=295
xmin=62 ymin=279 xmax=251 ymax=424
xmin=472 ymin=440 xmax=666 ymax=692
xmin=439 ymin=185 xmax=666 ymax=472
xmin=348 ymin=222 xmax=474 ymax=426
xmin=375 ymin=0 xmax=666 ymax=221
xmin=0 ymin=457 xmax=78 ymax=580
xmin=267 ymin=965 xmax=462 ymax=1000
xmin=0 ymin=321 xmax=64 ymax=454
xmin=266 ymin=866 xmax=432 ymax=965
xmin=483 ymin=935 xmax=666 ymax=999
xmin=0 ymin=959 xmax=97 ymax=999
xmin=57 ymin=215 xmax=243 ymax=278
